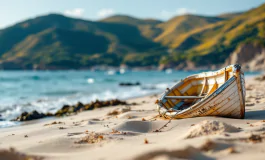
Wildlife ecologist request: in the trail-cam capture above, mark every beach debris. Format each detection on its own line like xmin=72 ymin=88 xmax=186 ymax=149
xmin=153 ymin=119 xmax=172 ymax=132
xmin=109 ymin=129 xmax=128 ymax=135
xmin=110 ymin=129 xmax=120 ymax=134
xmin=224 ymin=133 xmax=230 ymax=137
xmin=247 ymin=134 xmax=262 ymax=143
xmin=107 ymin=106 xmax=131 ymax=116
xmin=8 ymin=134 xmax=15 ymax=136
xmin=246 ymin=103 xmax=255 ymax=106
xmin=24 ymin=135 xmax=28 ymax=138
xmin=119 ymin=82 xmax=141 ymax=86
xmin=144 ymin=138 xmax=149 ymax=144
xmin=185 ymin=120 xmax=240 ymax=139
xmin=75 ymin=132 xmax=105 ymax=144
xmin=0 ymin=147 xmax=43 ymax=160
xmin=44 ymin=121 xmax=64 ymax=126
xmin=58 ymin=127 xmax=66 ymax=130
xmin=142 ymin=118 xmax=146 ymax=121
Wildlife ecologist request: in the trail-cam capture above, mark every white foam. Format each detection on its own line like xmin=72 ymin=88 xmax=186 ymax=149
xmin=0 ymin=121 xmax=19 ymax=128
xmin=0 ymin=81 xmax=175 ymax=128
xmin=87 ymin=78 xmax=95 ymax=84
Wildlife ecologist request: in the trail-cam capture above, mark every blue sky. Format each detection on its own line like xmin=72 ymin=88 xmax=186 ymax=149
xmin=0 ymin=0 xmax=264 ymax=29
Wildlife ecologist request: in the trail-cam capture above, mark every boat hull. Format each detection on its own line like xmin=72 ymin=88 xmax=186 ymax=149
xmin=157 ymin=64 xmax=245 ymax=119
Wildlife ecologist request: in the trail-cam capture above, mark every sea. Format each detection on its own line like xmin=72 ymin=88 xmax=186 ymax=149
xmin=0 ymin=69 xmax=260 ymax=128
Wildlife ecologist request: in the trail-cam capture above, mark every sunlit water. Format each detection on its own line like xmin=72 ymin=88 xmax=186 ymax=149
xmin=0 ymin=70 xmax=260 ymax=128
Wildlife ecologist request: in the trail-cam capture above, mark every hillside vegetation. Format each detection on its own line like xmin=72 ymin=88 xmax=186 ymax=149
xmin=0 ymin=3 xmax=264 ymax=70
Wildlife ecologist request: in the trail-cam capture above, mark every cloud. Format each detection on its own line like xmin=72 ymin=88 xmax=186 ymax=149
xmin=160 ymin=8 xmax=196 ymax=19
xmin=64 ymin=8 xmax=85 ymax=17
xmin=97 ymin=8 xmax=115 ymax=18
xmin=176 ymin=8 xmax=196 ymax=15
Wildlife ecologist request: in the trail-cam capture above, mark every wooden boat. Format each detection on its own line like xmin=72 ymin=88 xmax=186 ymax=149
xmin=156 ymin=64 xmax=245 ymax=119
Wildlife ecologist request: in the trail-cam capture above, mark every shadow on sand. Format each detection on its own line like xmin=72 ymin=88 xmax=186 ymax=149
xmin=245 ymin=110 xmax=265 ymax=120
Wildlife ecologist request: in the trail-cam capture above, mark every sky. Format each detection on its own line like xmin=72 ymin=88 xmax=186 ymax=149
xmin=0 ymin=0 xmax=265 ymax=29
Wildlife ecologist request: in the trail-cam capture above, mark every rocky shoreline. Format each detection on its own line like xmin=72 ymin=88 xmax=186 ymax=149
xmin=12 ymin=99 xmax=127 ymax=121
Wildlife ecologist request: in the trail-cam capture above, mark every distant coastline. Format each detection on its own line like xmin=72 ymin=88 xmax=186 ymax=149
xmin=0 ymin=3 xmax=264 ymax=72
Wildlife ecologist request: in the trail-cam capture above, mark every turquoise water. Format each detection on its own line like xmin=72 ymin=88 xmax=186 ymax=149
xmin=0 ymin=70 xmax=260 ymax=127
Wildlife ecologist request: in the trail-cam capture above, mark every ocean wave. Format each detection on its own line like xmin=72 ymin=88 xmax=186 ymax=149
xmin=0 ymin=121 xmax=19 ymax=128
xmin=0 ymin=83 xmax=168 ymax=122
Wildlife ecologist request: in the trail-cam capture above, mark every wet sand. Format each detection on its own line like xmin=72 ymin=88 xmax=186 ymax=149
xmin=1 ymin=77 xmax=265 ymax=160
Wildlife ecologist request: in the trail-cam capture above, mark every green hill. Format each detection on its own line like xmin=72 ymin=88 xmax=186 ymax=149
xmin=0 ymin=14 xmax=163 ymax=69
xmin=218 ymin=12 xmax=243 ymax=19
xmin=101 ymin=15 xmax=163 ymax=39
xmin=166 ymin=3 xmax=265 ymax=65
xmin=101 ymin=15 xmax=162 ymax=26
xmin=154 ymin=14 xmax=224 ymax=47
xmin=0 ymin=3 xmax=264 ymax=70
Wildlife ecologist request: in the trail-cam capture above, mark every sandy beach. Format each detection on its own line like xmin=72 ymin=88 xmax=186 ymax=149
xmin=1 ymin=76 xmax=265 ymax=160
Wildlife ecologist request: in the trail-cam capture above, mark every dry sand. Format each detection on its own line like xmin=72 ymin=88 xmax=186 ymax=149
xmin=1 ymin=77 xmax=265 ymax=160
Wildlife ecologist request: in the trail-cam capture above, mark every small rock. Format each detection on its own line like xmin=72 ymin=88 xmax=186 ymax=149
xmin=119 ymin=82 xmax=141 ymax=86
xmin=144 ymin=138 xmax=149 ymax=144
xmin=13 ymin=110 xmax=47 ymax=121
xmin=75 ymin=102 xmax=85 ymax=111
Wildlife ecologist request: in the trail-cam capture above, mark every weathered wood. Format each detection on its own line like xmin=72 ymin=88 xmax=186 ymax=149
xmin=165 ymin=96 xmax=204 ymax=99
xmin=199 ymin=77 xmax=207 ymax=96
xmin=157 ymin=64 xmax=245 ymax=119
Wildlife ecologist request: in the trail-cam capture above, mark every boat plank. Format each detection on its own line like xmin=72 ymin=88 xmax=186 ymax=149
xmin=177 ymin=80 xmax=237 ymax=118
xmin=199 ymin=89 xmax=239 ymax=116
xmin=225 ymin=101 xmax=241 ymax=117
xmin=214 ymin=99 xmax=240 ymax=116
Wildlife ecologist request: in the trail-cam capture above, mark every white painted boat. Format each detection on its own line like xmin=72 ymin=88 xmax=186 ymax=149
xmin=156 ymin=64 xmax=245 ymax=119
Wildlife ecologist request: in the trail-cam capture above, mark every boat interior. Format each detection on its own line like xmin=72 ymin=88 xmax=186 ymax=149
xmin=161 ymin=67 xmax=236 ymax=111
